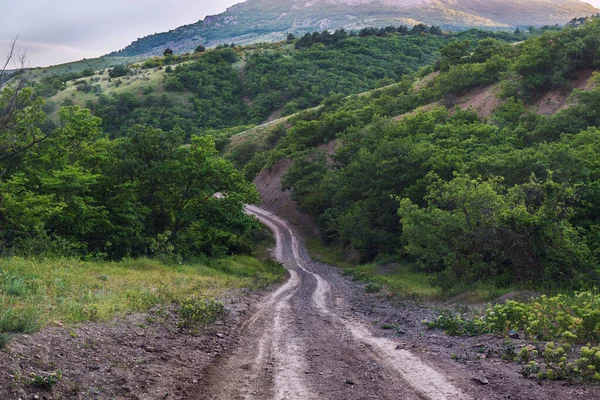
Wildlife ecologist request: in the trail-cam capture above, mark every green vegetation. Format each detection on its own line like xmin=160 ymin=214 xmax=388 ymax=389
xmin=0 ymin=39 xmax=285 ymax=346
xmin=1 ymin=93 xmax=259 ymax=259
xmin=308 ymin=239 xmax=439 ymax=300
xmin=0 ymin=256 xmax=284 ymax=334
xmin=38 ymin=27 xmax=528 ymax=139
xmin=178 ymin=297 xmax=228 ymax=329
xmin=429 ymin=296 xmax=600 ymax=382
xmin=240 ymin=19 xmax=600 ymax=292
xmin=426 ymin=292 xmax=600 ymax=343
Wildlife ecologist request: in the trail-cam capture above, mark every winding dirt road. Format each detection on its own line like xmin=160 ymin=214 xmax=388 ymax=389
xmin=200 ymin=205 xmax=469 ymax=400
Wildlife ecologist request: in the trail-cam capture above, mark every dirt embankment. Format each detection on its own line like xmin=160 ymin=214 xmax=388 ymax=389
xmin=532 ymin=69 xmax=596 ymax=115
xmin=0 ymin=291 xmax=261 ymax=400
xmin=398 ymin=69 xmax=597 ymax=122
xmin=253 ymin=158 xmax=319 ymax=238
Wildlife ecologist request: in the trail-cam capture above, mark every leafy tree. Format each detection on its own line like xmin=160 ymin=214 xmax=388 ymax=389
xmin=164 ymin=48 xmax=174 ymax=56
xmin=108 ymin=64 xmax=129 ymax=78
xmin=438 ymin=40 xmax=471 ymax=71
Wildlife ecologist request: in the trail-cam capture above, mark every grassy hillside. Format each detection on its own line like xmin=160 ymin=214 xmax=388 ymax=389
xmin=41 ymin=27 xmax=530 ymax=139
xmin=0 ymin=255 xmax=283 ymax=337
xmin=27 ymin=56 xmax=143 ymax=79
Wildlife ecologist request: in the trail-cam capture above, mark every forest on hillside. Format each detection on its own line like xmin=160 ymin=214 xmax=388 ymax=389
xmin=240 ymin=19 xmax=600 ymax=291
xmin=2 ymin=19 xmax=600 ymax=293
xmin=35 ymin=25 xmax=541 ymax=139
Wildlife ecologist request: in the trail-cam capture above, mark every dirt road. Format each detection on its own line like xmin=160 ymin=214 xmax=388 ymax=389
xmin=200 ymin=205 xmax=469 ymax=400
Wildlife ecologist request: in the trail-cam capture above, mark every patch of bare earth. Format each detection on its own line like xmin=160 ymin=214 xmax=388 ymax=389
xmin=253 ymin=158 xmax=320 ymax=238
xmin=455 ymin=83 xmax=503 ymax=119
xmin=0 ymin=291 xmax=260 ymax=400
xmin=533 ymin=69 xmax=596 ymax=115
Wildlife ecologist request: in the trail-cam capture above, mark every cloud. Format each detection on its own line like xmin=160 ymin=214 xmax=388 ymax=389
xmin=0 ymin=39 xmax=100 ymax=68
xmin=585 ymin=0 xmax=600 ymax=7
xmin=0 ymin=0 xmax=241 ymax=67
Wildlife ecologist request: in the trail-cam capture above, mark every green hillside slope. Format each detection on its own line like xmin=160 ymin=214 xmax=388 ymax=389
xmin=43 ymin=27 xmax=530 ymax=139
xmin=232 ymin=18 xmax=600 ymax=291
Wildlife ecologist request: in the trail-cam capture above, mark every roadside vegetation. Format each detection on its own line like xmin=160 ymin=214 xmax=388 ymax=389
xmin=0 ymin=42 xmax=281 ymax=348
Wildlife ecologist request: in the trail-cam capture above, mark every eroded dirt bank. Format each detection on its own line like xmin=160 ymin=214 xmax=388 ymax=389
xmin=0 ymin=291 xmax=261 ymax=399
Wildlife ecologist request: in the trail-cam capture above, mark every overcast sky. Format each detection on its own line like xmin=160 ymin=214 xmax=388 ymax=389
xmin=0 ymin=0 xmax=240 ymax=67
xmin=2 ymin=0 xmax=600 ymax=67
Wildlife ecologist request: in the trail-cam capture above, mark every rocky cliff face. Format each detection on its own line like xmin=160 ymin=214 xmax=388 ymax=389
xmin=110 ymin=0 xmax=599 ymax=57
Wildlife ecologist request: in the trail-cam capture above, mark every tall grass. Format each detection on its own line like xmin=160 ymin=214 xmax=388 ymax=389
xmin=306 ymin=238 xmax=440 ymax=300
xmin=0 ymin=256 xmax=285 ymax=334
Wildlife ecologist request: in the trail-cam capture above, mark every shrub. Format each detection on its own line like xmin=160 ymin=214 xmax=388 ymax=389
xmin=365 ymin=283 xmax=382 ymax=293
xmin=0 ymin=306 xmax=40 ymax=333
xmin=0 ymin=333 xmax=10 ymax=349
xmin=30 ymin=370 xmax=62 ymax=390
xmin=425 ymin=292 xmax=600 ymax=344
xmin=178 ymin=296 xmax=228 ymax=328
xmin=108 ymin=64 xmax=129 ymax=78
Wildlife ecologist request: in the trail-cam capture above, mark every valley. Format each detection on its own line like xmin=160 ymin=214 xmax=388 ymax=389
xmin=4 ymin=4 xmax=600 ymax=399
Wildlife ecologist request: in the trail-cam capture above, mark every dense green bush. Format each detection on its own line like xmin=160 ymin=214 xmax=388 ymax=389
xmin=426 ymin=292 xmax=600 ymax=343
xmin=0 ymin=89 xmax=260 ymax=259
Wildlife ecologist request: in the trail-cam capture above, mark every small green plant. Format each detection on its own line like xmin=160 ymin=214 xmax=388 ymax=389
xmin=0 ymin=306 xmax=40 ymax=333
xmin=520 ymin=361 xmax=541 ymax=378
xmin=31 ymin=370 xmax=62 ymax=390
xmin=425 ymin=310 xmax=485 ymax=336
xmin=2 ymin=275 xmax=28 ymax=297
xmin=500 ymin=338 xmax=517 ymax=361
xmin=0 ymin=333 xmax=11 ymax=349
xmin=178 ymin=296 xmax=228 ymax=328
xmin=365 ymin=283 xmax=382 ymax=293
xmin=517 ymin=346 xmax=538 ymax=364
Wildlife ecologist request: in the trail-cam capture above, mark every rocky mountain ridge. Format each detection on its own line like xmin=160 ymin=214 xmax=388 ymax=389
xmin=110 ymin=0 xmax=599 ymax=57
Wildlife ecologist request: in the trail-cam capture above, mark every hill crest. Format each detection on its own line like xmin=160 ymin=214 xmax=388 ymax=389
xmin=110 ymin=0 xmax=599 ymax=57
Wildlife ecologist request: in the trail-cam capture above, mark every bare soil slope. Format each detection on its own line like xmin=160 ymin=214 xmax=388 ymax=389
xmin=253 ymin=159 xmax=320 ymax=238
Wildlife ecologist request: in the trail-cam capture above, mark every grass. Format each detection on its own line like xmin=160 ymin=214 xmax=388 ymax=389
xmin=28 ymin=56 xmax=144 ymax=79
xmin=45 ymin=62 xmax=195 ymax=120
xmin=306 ymin=238 xmax=440 ymax=300
xmin=0 ymin=255 xmax=285 ymax=334
xmin=307 ymin=238 xmax=515 ymax=302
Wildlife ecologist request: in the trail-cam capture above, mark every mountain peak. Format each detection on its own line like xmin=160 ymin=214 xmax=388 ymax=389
xmin=110 ymin=0 xmax=599 ymax=57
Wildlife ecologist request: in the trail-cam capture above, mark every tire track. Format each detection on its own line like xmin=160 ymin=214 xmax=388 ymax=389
xmin=201 ymin=205 xmax=470 ymax=400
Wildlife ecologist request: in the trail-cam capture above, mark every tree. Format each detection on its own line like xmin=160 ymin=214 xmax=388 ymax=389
xmin=108 ymin=64 xmax=129 ymax=78
xmin=286 ymin=33 xmax=296 ymax=42
xmin=195 ymin=45 xmax=206 ymax=53
xmin=164 ymin=48 xmax=174 ymax=56
xmin=438 ymin=40 xmax=471 ymax=71
xmin=0 ymin=40 xmax=48 ymax=169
